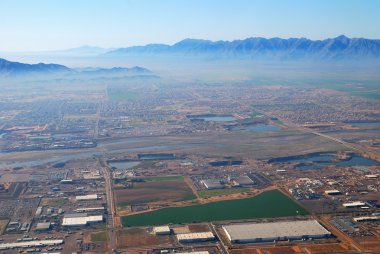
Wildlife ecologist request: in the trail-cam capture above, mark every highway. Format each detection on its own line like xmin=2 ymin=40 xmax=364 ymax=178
xmin=99 ymin=158 xmax=117 ymax=253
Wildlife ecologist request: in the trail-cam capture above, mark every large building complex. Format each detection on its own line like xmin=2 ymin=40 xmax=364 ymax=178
xmin=223 ymin=220 xmax=331 ymax=243
xmin=176 ymin=232 xmax=215 ymax=243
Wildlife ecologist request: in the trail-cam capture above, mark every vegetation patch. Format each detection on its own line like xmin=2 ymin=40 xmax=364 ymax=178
xmin=122 ymin=190 xmax=308 ymax=227
xmin=91 ymin=231 xmax=107 ymax=242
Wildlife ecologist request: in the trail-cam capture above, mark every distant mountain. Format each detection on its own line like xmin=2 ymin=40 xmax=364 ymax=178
xmin=0 ymin=58 xmax=151 ymax=77
xmin=45 ymin=45 xmax=112 ymax=56
xmin=77 ymin=66 xmax=151 ymax=75
xmin=0 ymin=58 xmax=71 ymax=75
xmin=106 ymin=35 xmax=380 ymax=60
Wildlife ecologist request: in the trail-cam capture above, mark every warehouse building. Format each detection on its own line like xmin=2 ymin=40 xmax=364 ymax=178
xmin=62 ymin=213 xmax=103 ymax=227
xmin=324 ymin=190 xmax=341 ymax=195
xmin=233 ymin=175 xmax=255 ymax=186
xmin=201 ymin=179 xmax=224 ymax=189
xmin=223 ymin=220 xmax=331 ymax=243
xmin=176 ymin=232 xmax=215 ymax=243
xmin=76 ymin=207 xmax=105 ymax=213
xmin=35 ymin=222 xmax=51 ymax=231
xmin=76 ymin=194 xmax=99 ymax=201
xmin=343 ymin=201 xmax=366 ymax=208
xmin=353 ymin=216 xmax=379 ymax=222
xmin=153 ymin=225 xmax=171 ymax=235
xmin=0 ymin=239 xmax=63 ymax=250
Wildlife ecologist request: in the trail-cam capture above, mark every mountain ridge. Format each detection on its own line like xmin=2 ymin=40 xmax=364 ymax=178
xmin=0 ymin=58 xmax=150 ymax=76
xmin=106 ymin=35 xmax=380 ymax=60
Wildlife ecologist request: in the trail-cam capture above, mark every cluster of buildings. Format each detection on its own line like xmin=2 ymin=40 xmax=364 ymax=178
xmin=201 ymin=175 xmax=255 ymax=190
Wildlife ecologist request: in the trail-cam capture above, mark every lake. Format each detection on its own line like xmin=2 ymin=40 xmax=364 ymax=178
xmin=121 ymin=190 xmax=307 ymax=227
xmin=233 ymin=124 xmax=281 ymax=132
xmin=269 ymin=152 xmax=379 ymax=170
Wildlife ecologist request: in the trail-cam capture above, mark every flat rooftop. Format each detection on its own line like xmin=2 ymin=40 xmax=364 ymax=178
xmin=223 ymin=220 xmax=330 ymax=242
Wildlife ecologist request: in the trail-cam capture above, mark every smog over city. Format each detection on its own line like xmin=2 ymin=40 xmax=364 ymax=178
xmin=0 ymin=1 xmax=380 ymax=253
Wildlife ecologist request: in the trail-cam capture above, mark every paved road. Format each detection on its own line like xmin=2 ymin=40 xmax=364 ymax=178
xmin=99 ymin=158 xmax=117 ymax=253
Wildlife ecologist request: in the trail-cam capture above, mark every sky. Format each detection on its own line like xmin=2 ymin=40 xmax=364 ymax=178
xmin=1 ymin=0 xmax=379 ymax=51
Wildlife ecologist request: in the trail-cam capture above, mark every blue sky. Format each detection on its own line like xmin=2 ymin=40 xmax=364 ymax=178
xmin=1 ymin=0 xmax=379 ymax=51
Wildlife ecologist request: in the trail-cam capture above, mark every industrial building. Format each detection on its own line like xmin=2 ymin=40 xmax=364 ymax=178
xmin=343 ymin=201 xmax=366 ymax=208
xmin=176 ymin=232 xmax=215 ymax=243
xmin=75 ymin=194 xmax=99 ymax=201
xmin=76 ymin=207 xmax=105 ymax=213
xmin=223 ymin=220 xmax=331 ymax=243
xmin=353 ymin=216 xmax=379 ymax=222
xmin=324 ymin=190 xmax=341 ymax=195
xmin=201 ymin=179 xmax=224 ymax=189
xmin=62 ymin=213 xmax=103 ymax=227
xmin=233 ymin=175 xmax=255 ymax=186
xmin=0 ymin=239 xmax=63 ymax=250
xmin=35 ymin=222 xmax=51 ymax=231
xmin=153 ymin=225 xmax=171 ymax=235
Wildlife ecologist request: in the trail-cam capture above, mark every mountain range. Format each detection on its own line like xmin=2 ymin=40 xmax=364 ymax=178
xmin=105 ymin=35 xmax=380 ymax=60
xmin=0 ymin=58 xmax=150 ymax=76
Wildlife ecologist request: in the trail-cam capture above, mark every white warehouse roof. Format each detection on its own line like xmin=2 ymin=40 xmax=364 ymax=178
xmin=176 ymin=232 xmax=215 ymax=242
xmin=153 ymin=225 xmax=170 ymax=234
xmin=343 ymin=201 xmax=366 ymax=207
xmin=62 ymin=215 xmax=103 ymax=226
xmin=76 ymin=194 xmax=99 ymax=201
xmin=0 ymin=239 xmax=63 ymax=250
xmin=223 ymin=220 xmax=330 ymax=243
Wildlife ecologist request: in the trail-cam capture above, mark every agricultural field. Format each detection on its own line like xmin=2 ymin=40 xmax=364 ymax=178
xmin=121 ymin=190 xmax=308 ymax=227
xmin=91 ymin=231 xmax=108 ymax=242
xmin=197 ymin=188 xmax=251 ymax=198
xmin=115 ymin=178 xmax=196 ymax=207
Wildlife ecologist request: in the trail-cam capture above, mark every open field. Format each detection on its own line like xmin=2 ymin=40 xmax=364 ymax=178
xmin=91 ymin=231 xmax=108 ymax=242
xmin=143 ymin=175 xmax=183 ymax=181
xmin=0 ymin=219 xmax=8 ymax=235
xmin=197 ymin=188 xmax=251 ymax=198
xmin=116 ymin=228 xmax=172 ymax=248
xmin=229 ymin=243 xmax=357 ymax=254
xmin=0 ymin=130 xmax=346 ymax=168
xmin=115 ymin=179 xmax=196 ymax=207
xmin=121 ymin=190 xmax=307 ymax=227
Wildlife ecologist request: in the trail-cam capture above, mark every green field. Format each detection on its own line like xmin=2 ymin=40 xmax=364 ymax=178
xmin=197 ymin=188 xmax=251 ymax=198
xmin=122 ymin=190 xmax=307 ymax=227
xmin=91 ymin=231 xmax=107 ymax=242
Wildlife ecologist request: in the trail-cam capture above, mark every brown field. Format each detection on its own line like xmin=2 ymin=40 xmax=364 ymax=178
xmin=355 ymin=236 xmax=380 ymax=253
xmin=0 ymin=219 xmax=9 ymax=235
xmin=231 ymin=246 xmax=299 ymax=254
xmin=115 ymin=179 xmax=196 ymax=207
xmin=304 ymin=243 xmax=355 ymax=254
xmin=116 ymin=228 xmax=172 ymax=248
xmin=230 ymin=243 xmax=357 ymax=254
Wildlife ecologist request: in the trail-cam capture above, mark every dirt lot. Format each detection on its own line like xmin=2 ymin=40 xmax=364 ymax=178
xmin=116 ymin=228 xmax=173 ymax=248
xmin=115 ymin=179 xmax=196 ymax=207
xmin=230 ymin=243 xmax=358 ymax=254
xmin=0 ymin=219 xmax=9 ymax=234
xmin=304 ymin=243 xmax=356 ymax=254
xmin=354 ymin=236 xmax=380 ymax=253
